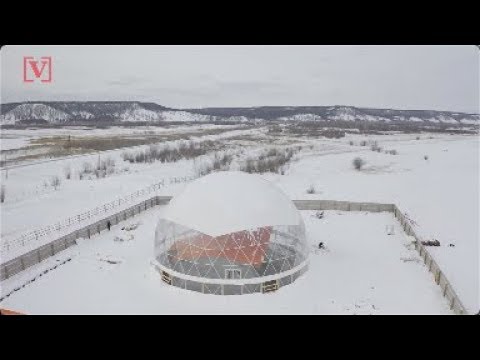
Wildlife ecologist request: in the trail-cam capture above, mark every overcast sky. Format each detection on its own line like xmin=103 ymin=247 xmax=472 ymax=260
xmin=1 ymin=45 xmax=478 ymax=113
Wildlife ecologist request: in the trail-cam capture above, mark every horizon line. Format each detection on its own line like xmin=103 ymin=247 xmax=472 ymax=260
xmin=1 ymin=101 xmax=478 ymax=115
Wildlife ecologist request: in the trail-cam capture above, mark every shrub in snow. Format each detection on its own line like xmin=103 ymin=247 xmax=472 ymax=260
xmin=95 ymin=169 xmax=106 ymax=179
xmin=97 ymin=157 xmax=115 ymax=174
xmin=306 ymin=185 xmax=316 ymax=194
xmin=388 ymin=150 xmax=398 ymax=155
xmin=78 ymin=158 xmax=115 ymax=180
xmin=240 ymin=147 xmax=298 ymax=175
xmin=244 ymin=159 xmax=256 ymax=174
xmin=349 ymin=140 xmax=354 ymax=146
xmin=50 ymin=176 xmax=61 ymax=190
xmin=416 ymin=136 xmax=420 ymax=140
xmin=82 ymin=162 xmax=93 ymax=173
xmin=370 ymin=141 xmax=383 ymax=153
xmin=353 ymin=157 xmax=365 ymax=171
xmin=195 ymin=151 xmax=235 ymax=177
xmin=360 ymin=140 xmax=367 ymax=146
xmin=122 ymin=152 xmax=135 ymax=163
xmin=122 ymin=140 xmax=217 ymax=165
xmin=424 ymin=155 xmax=429 ymax=160
xmin=370 ymin=144 xmax=381 ymax=152
xmin=106 ymin=166 xmax=115 ymax=176
xmin=212 ymin=153 xmax=233 ymax=171
xmin=0 ymin=185 xmax=5 ymax=203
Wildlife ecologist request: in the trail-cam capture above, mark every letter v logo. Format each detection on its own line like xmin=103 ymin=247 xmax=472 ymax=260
xmin=23 ymin=56 xmax=52 ymax=83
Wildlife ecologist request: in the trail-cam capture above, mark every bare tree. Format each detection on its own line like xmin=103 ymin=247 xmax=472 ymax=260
xmin=64 ymin=166 xmax=72 ymax=180
xmin=50 ymin=176 xmax=61 ymax=190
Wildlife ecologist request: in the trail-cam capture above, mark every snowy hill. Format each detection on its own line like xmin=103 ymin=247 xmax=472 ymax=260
xmin=0 ymin=103 xmax=71 ymax=124
xmin=188 ymin=105 xmax=480 ymax=125
xmin=1 ymin=101 xmax=478 ymax=126
xmin=0 ymin=102 xmax=169 ymax=124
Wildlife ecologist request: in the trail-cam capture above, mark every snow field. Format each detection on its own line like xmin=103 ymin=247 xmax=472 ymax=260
xmin=0 ymin=207 xmax=451 ymax=314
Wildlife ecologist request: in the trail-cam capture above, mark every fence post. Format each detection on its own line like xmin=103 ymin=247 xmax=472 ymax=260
xmin=450 ymin=296 xmax=455 ymax=310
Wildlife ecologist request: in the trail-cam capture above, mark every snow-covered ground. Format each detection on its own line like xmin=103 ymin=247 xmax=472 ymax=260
xmin=0 ymin=128 xmax=478 ymax=313
xmin=0 ymin=207 xmax=451 ymax=314
xmin=263 ymin=134 xmax=480 ymax=313
xmin=0 ymin=123 xmax=241 ymax=151
xmin=0 ymin=127 xmax=257 ymax=239
xmin=0 ymin=134 xmax=32 ymax=151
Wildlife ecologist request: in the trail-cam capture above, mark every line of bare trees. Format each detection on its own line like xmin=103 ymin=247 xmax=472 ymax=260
xmin=240 ymin=147 xmax=301 ymax=175
xmin=122 ymin=140 xmax=218 ymax=164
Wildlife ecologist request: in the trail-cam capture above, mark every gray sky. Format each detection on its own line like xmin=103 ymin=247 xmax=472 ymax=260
xmin=1 ymin=45 xmax=479 ymax=113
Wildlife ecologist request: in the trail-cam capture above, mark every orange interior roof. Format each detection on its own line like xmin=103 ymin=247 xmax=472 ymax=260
xmin=171 ymin=227 xmax=272 ymax=266
xmin=0 ymin=308 xmax=25 ymax=315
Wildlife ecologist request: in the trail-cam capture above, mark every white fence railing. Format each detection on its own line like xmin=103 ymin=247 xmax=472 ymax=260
xmin=0 ymin=175 xmax=196 ymax=258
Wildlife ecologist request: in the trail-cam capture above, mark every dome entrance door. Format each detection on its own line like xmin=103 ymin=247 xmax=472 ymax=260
xmin=225 ymin=268 xmax=241 ymax=280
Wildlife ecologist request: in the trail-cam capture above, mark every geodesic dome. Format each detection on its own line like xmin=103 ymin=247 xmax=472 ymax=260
xmin=153 ymin=171 xmax=309 ymax=295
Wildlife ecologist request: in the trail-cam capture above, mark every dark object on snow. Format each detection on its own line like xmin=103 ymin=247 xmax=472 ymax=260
xmin=422 ymin=239 xmax=440 ymax=247
xmin=448 ymin=243 xmax=455 ymax=247
xmin=318 ymin=242 xmax=325 ymax=249
xmin=107 ymin=221 xmax=111 ymax=231
xmin=315 ymin=211 xmax=324 ymax=219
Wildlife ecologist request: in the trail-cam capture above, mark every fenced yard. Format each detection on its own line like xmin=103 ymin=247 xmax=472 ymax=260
xmin=0 ymin=196 xmax=468 ymax=314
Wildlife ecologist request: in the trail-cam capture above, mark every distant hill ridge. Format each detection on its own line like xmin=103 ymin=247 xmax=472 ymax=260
xmin=1 ymin=101 xmax=478 ymax=125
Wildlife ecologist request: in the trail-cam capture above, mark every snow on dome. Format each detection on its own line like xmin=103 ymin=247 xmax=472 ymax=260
xmin=162 ymin=171 xmax=303 ymax=237
xmin=153 ymin=171 xmax=309 ymax=295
